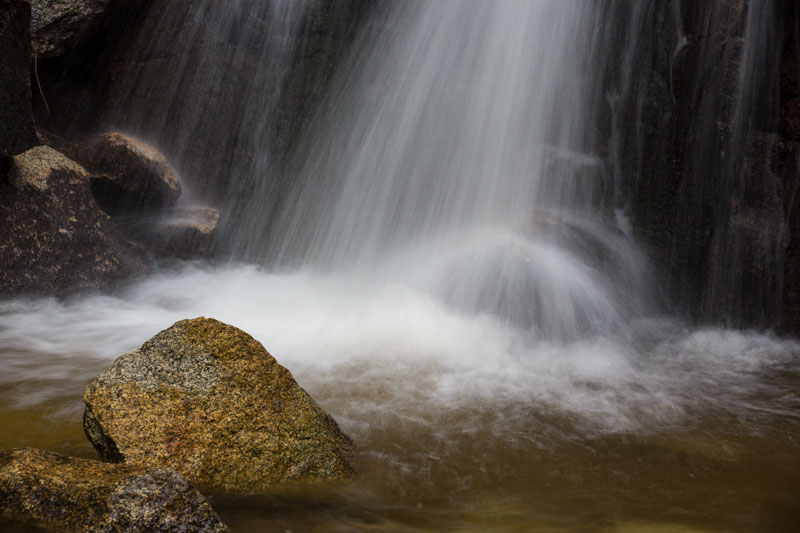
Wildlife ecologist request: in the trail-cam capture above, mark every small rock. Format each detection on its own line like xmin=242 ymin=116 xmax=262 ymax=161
xmin=153 ymin=207 xmax=219 ymax=260
xmin=71 ymin=132 xmax=181 ymax=214
xmin=0 ymin=0 xmax=38 ymax=157
xmin=0 ymin=146 xmax=147 ymax=298
xmin=117 ymin=207 xmax=220 ymax=260
xmin=83 ymin=317 xmax=355 ymax=494
xmin=0 ymin=448 xmax=229 ymax=532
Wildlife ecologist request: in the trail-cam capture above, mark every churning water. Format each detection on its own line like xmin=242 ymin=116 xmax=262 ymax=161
xmin=2 ymin=0 xmax=800 ymax=531
xmin=1 ymin=267 xmax=800 ymax=531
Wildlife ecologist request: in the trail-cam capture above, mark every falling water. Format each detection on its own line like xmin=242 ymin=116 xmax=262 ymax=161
xmin=101 ymin=0 xmax=312 ymax=201
xmin=238 ymin=0 xmax=655 ymax=341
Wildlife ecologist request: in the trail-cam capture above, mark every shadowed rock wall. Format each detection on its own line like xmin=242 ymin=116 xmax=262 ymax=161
xmin=32 ymin=0 xmax=379 ymax=201
xmin=0 ymin=0 xmax=38 ymax=157
xmin=613 ymin=0 xmax=800 ymax=334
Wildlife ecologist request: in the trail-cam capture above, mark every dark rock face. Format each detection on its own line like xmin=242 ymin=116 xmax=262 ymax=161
xmin=608 ymin=0 xmax=800 ymax=334
xmin=31 ymin=0 xmax=379 ymax=202
xmin=26 ymin=0 xmax=383 ymax=264
xmin=70 ymin=132 xmax=182 ymax=214
xmin=30 ymin=0 xmax=116 ymax=58
xmin=0 ymin=0 xmax=38 ymax=157
xmin=83 ymin=317 xmax=354 ymax=494
xmin=0 ymin=448 xmax=229 ymax=532
xmin=778 ymin=4 xmax=800 ymax=333
xmin=0 ymin=146 xmax=147 ymax=298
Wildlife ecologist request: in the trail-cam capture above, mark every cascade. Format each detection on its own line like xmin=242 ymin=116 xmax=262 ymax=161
xmin=232 ymin=0 xmax=655 ymax=340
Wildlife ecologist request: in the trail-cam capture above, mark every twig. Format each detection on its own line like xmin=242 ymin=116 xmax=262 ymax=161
xmin=39 ymin=129 xmax=75 ymax=148
xmin=32 ymin=32 xmax=50 ymax=114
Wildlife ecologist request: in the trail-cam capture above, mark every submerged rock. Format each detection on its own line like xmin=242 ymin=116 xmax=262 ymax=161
xmin=0 ymin=0 xmax=38 ymax=157
xmin=0 ymin=448 xmax=228 ymax=532
xmin=71 ymin=132 xmax=181 ymax=214
xmin=83 ymin=317 xmax=354 ymax=493
xmin=0 ymin=146 xmax=146 ymax=298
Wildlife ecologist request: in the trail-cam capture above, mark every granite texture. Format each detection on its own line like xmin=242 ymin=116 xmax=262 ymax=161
xmin=84 ymin=317 xmax=354 ymax=494
xmin=0 ymin=146 xmax=146 ymax=298
xmin=30 ymin=0 xmax=112 ymax=58
xmin=0 ymin=448 xmax=229 ymax=532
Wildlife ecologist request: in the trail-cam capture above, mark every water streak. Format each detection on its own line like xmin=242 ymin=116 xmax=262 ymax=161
xmin=237 ymin=1 xmax=656 ymax=341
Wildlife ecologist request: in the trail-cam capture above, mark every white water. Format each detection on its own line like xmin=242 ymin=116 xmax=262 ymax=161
xmin=228 ymin=0 xmax=656 ymax=345
xmin=2 ymin=265 xmax=798 ymax=438
xmin=268 ymin=1 xmax=605 ymax=259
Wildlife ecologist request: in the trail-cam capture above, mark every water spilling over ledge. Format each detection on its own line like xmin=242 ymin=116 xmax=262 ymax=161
xmin=2 ymin=0 xmax=800 ymax=531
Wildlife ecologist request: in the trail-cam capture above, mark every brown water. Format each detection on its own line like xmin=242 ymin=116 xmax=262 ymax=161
xmin=2 ymin=351 xmax=799 ymax=532
xmin=1 ymin=269 xmax=799 ymax=532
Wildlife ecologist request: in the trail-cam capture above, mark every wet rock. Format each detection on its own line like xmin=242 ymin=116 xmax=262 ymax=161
xmin=71 ymin=133 xmax=181 ymax=214
xmin=0 ymin=448 xmax=229 ymax=532
xmin=780 ymin=98 xmax=800 ymax=142
xmin=773 ymin=138 xmax=800 ymax=333
xmin=30 ymin=0 xmax=113 ymax=58
xmin=151 ymin=207 xmax=219 ymax=260
xmin=624 ymin=0 xmax=800 ymax=332
xmin=83 ymin=317 xmax=354 ymax=494
xmin=116 ymin=207 xmax=220 ymax=260
xmin=0 ymin=1 xmax=38 ymax=157
xmin=0 ymin=146 xmax=147 ymax=298
xmin=780 ymin=16 xmax=800 ymax=142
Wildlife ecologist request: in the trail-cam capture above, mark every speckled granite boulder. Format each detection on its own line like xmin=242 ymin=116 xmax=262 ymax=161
xmin=71 ymin=132 xmax=181 ymax=214
xmin=0 ymin=146 xmax=147 ymax=298
xmin=0 ymin=448 xmax=228 ymax=532
xmin=83 ymin=317 xmax=354 ymax=493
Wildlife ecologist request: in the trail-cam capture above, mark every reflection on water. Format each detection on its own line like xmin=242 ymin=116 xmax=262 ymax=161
xmin=1 ymin=265 xmax=799 ymax=532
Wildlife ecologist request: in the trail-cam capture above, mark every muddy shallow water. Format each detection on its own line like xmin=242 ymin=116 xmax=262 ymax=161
xmin=1 ymin=266 xmax=799 ymax=532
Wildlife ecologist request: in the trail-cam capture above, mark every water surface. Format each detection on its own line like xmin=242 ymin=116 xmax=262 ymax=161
xmin=1 ymin=265 xmax=798 ymax=532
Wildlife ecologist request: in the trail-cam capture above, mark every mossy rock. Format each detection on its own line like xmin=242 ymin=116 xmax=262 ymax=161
xmin=0 ymin=448 xmax=228 ymax=532
xmin=83 ymin=317 xmax=354 ymax=494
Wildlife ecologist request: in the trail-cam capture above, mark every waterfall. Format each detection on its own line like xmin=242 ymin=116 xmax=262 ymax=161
xmin=94 ymin=0 xmax=657 ymax=344
xmin=214 ymin=0 xmax=653 ymax=340
xmin=4 ymin=5 xmax=800 ymax=529
xmin=66 ymin=0 xmax=797 ymax=337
